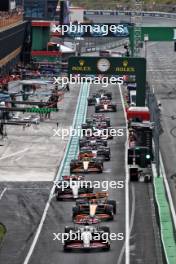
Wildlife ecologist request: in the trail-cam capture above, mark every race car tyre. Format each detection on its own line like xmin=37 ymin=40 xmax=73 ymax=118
xmin=72 ymin=206 xmax=80 ymax=217
xmin=104 ymin=206 xmax=114 ymax=219
xmin=105 ymin=92 xmax=112 ymax=99
xmin=99 ymin=226 xmax=110 ymax=234
xmin=63 ymin=247 xmax=72 ymax=252
xmin=82 ymin=124 xmax=89 ymax=129
xmin=112 ymin=105 xmax=117 ymax=112
xmin=96 ymin=157 xmax=105 ymax=163
xmin=107 ymin=200 xmax=116 ymax=214
xmin=102 ymin=245 xmax=111 ymax=251
xmin=85 ymin=187 xmax=94 ymax=193
xmin=95 ymin=106 xmax=100 ymax=113
xmin=65 ymin=226 xmax=77 ymax=233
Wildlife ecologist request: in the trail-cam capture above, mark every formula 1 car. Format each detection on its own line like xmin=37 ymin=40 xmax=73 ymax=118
xmin=74 ymin=192 xmax=116 ymax=213
xmin=72 ymin=197 xmax=116 ymax=223
xmin=63 ymin=225 xmax=110 ymax=251
xmin=79 ymin=137 xmax=108 ymax=148
xmin=88 ymin=90 xmax=112 ymax=106
xmin=79 ymin=146 xmax=111 ymax=161
xmin=82 ymin=121 xmax=108 ymax=130
xmin=55 ymin=175 xmax=94 ymax=201
xmin=55 ymin=175 xmax=84 ymax=192
xmin=81 ymin=126 xmax=113 ymax=140
xmin=86 ymin=114 xmax=111 ymax=127
xmin=70 ymin=157 xmax=103 ymax=174
xmin=95 ymin=98 xmax=117 ymax=113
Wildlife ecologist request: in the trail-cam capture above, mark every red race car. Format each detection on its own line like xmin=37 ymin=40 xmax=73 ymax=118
xmin=72 ymin=197 xmax=116 ymax=224
xmin=63 ymin=225 xmax=110 ymax=251
xmin=70 ymin=154 xmax=104 ymax=173
xmin=95 ymin=98 xmax=117 ymax=113
xmin=55 ymin=175 xmax=94 ymax=201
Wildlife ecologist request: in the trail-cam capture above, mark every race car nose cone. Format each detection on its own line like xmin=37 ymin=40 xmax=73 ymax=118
xmin=92 ymin=150 xmax=97 ymax=156
xmin=81 ymin=228 xmax=92 ymax=248
xmin=83 ymin=161 xmax=89 ymax=171
xmin=96 ymin=98 xmax=100 ymax=104
xmin=104 ymin=104 xmax=108 ymax=110
xmin=71 ymin=185 xmax=79 ymax=198
xmin=89 ymin=204 xmax=97 ymax=217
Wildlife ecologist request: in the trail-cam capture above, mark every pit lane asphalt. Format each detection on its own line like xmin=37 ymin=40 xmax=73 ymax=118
xmin=0 ymin=41 xmax=166 ymax=264
xmin=21 ymin=84 xmax=126 ymax=264
xmin=147 ymin=41 xmax=176 ymax=224
xmin=18 ymin=84 xmax=159 ymax=264
xmin=0 ymin=84 xmax=79 ymax=181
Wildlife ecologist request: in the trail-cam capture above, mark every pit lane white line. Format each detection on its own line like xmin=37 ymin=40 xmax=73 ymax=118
xmin=160 ymin=151 xmax=176 ymax=229
xmin=103 ymin=169 xmax=112 ymax=173
xmin=23 ymin=186 xmax=55 ymax=264
xmin=0 ymin=188 xmax=7 ymax=200
xmin=118 ymin=84 xmax=130 ymax=264
xmin=7 ymin=188 xmax=50 ymax=190
xmin=0 ymin=148 xmax=29 ymax=161
xmin=117 ymin=184 xmax=135 ymax=264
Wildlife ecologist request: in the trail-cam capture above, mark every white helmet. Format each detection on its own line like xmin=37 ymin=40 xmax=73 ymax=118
xmin=0 ymin=102 xmax=5 ymax=107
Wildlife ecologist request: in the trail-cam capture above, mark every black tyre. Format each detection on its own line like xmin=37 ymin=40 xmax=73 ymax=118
xmin=95 ymin=107 xmax=99 ymax=113
xmin=63 ymin=247 xmax=72 ymax=252
xmin=107 ymin=200 xmax=116 ymax=214
xmin=99 ymin=226 xmax=110 ymax=234
xmin=65 ymin=226 xmax=77 ymax=233
xmin=72 ymin=206 xmax=80 ymax=217
xmin=96 ymin=156 xmax=105 ymax=163
xmin=113 ymin=105 xmax=117 ymax=112
xmin=105 ymin=92 xmax=112 ymax=99
xmin=87 ymin=98 xmax=92 ymax=106
xmin=86 ymin=187 xmax=94 ymax=193
xmin=103 ymin=244 xmax=111 ymax=251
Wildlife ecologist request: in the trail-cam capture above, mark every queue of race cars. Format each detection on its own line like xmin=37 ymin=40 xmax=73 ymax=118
xmin=124 ymin=80 xmax=153 ymax=182
xmin=55 ymin=89 xmax=118 ymax=251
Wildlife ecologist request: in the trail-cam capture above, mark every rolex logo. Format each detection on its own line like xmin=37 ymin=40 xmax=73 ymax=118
xmin=79 ymin=60 xmax=84 ymax=66
xmin=123 ymin=60 xmax=128 ymax=67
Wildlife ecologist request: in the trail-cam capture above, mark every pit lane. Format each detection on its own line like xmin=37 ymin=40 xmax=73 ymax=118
xmin=23 ymin=83 xmax=159 ymax=264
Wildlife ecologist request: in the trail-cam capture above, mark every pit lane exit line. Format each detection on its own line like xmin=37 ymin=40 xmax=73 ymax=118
xmin=0 ymin=188 xmax=7 ymax=200
xmin=118 ymin=84 xmax=130 ymax=264
xmin=0 ymin=148 xmax=29 ymax=161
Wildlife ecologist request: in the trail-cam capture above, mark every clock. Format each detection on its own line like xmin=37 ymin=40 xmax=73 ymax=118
xmin=97 ymin=58 xmax=110 ymax=72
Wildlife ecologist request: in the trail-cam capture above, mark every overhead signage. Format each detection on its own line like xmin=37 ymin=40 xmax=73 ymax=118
xmin=68 ymin=57 xmax=146 ymax=106
xmin=69 ymin=57 xmax=143 ymax=75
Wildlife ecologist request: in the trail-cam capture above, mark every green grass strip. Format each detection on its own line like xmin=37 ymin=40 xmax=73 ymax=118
xmin=154 ymin=177 xmax=176 ymax=264
xmin=0 ymin=223 xmax=6 ymax=244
